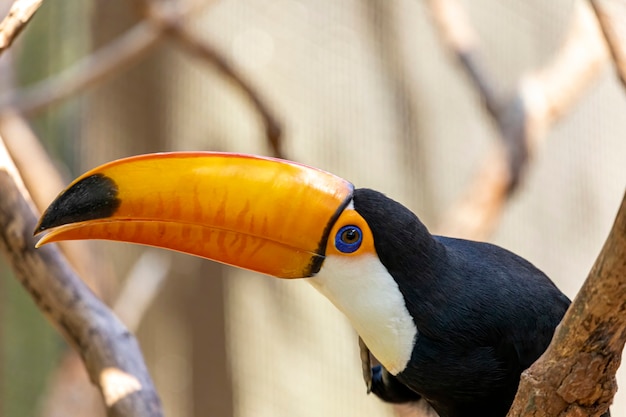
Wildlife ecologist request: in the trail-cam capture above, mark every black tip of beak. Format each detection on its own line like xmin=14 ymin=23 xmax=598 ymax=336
xmin=34 ymin=174 xmax=121 ymax=235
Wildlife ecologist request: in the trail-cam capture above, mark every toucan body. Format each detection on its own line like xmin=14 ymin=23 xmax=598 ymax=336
xmin=35 ymin=152 xmax=586 ymax=417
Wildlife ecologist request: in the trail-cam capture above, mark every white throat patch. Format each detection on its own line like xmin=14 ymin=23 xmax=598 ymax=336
xmin=308 ymin=254 xmax=418 ymax=375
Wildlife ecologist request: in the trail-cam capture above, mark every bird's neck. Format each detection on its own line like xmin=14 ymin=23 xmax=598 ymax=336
xmin=309 ymin=254 xmax=418 ymax=375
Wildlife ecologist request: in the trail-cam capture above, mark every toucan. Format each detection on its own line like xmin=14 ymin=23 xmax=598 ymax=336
xmin=34 ymin=152 xmax=586 ymax=417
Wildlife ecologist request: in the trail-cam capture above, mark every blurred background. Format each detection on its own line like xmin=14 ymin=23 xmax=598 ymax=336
xmin=1 ymin=0 xmax=625 ymax=416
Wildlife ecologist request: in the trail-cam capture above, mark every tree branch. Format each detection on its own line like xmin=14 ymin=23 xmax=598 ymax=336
xmin=0 ymin=110 xmax=117 ymax=299
xmin=37 ymin=249 xmax=171 ymax=417
xmin=142 ymin=3 xmax=284 ymax=158
xmin=507 ymin=189 xmax=626 ymax=416
xmin=589 ymin=0 xmax=626 ymax=89
xmin=169 ymin=25 xmax=284 ymax=158
xmin=0 ymin=20 xmax=162 ymax=116
xmin=0 ymin=139 xmax=164 ymax=417
xmin=431 ymin=0 xmax=609 ymax=240
xmin=113 ymin=250 xmax=171 ymax=332
xmin=0 ymin=0 xmax=44 ymax=55
xmin=0 ymin=0 xmax=205 ymax=116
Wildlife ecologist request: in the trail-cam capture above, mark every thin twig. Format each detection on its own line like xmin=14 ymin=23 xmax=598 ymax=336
xmin=589 ymin=0 xmax=626 ymax=89
xmin=427 ymin=0 xmax=525 ymax=187
xmin=144 ymin=4 xmax=284 ymax=158
xmin=168 ymin=25 xmax=284 ymax=157
xmin=0 ymin=0 xmax=206 ymax=115
xmin=432 ymin=0 xmax=609 ymax=240
xmin=114 ymin=250 xmax=172 ymax=332
xmin=0 ymin=137 xmax=164 ymax=417
xmin=0 ymin=0 xmax=44 ymax=55
xmin=1 ymin=20 xmax=162 ymax=115
xmin=427 ymin=0 xmax=502 ymax=121
xmin=1 ymin=1 xmax=284 ymax=159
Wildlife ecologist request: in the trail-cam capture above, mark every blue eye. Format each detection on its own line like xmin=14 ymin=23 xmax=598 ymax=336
xmin=335 ymin=225 xmax=362 ymax=253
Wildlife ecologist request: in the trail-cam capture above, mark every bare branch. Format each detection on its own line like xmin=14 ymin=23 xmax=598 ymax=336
xmin=0 ymin=111 xmax=68 ymax=214
xmin=427 ymin=0 xmax=528 ymax=191
xmin=0 ymin=139 xmax=163 ymax=417
xmin=167 ymin=26 xmax=284 ymax=157
xmin=114 ymin=250 xmax=171 ymax=332
xmin=507 ymin=190 xmax=626 ymax=416
xmin=432 ymin=1 xmax=609 ymax=240
xmin=0 ymin=125 xmax=28 ymax=194
xmin=436 ymin=147 xmax=510 ymax=239
xmin=1 ymin=0 xmax=283 ymax=160
xmin=1 ymin=21 xmax=162 ymax=116
xmin=37 ymin=249 xmax=170 ymax=417
xmin=0 ymin=0 xmax=213 ymax=115
xmin=143 ymin=4 xmax=284 ymax=158
xmin=0 ymin=110 xmax=118 ymax=299
xmin=427 ymin=0 xmax=501 ymax=118
xmin=0 ymin=0 xmax=44 ymax=55
xmin=590 ymin=0 xmax=626 ymax=89
xmin=519 ymin=1 xmax=609 ymax=149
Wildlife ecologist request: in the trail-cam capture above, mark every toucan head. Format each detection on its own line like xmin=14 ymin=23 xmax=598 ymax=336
xmin=36 ymin=152 xmax=419 ymax=375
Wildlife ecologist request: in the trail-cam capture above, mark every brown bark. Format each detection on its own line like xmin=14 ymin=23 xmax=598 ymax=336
xmin=0 ymin=0 xmax=44 ymax=54
xmin=507 ymin=190 xmax=626 ymax=416
xmin=0 ymin=150 xmax=164 ymax=416
xmin=0 ymin=110 xmax=117 ymax=300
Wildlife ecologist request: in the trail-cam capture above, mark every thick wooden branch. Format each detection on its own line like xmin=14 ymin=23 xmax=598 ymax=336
xmin=0 ymin=140 xmax=164 ymax=417
xmin=0 ymin=38 xmax=161 ymax=414
xmin=507 ymin=190 xmax=626 ymax=416
xmin=0 ymin=0 xmax=44 ymax=55
xmin=38 ymin=249 xmax=171 ymax=417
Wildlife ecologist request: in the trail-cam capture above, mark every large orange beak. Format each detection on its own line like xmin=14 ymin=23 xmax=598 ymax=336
xmin=35 ymin=152 xmax=353 ymax=278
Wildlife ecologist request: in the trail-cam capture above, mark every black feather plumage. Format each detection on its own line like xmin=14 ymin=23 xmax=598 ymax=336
xmin=353 ymin=188 xmax=572 ymax=417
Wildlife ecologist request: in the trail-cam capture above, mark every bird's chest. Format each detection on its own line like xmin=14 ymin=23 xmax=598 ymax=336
xmin=397 ymin=338 xmax=515 ymax=417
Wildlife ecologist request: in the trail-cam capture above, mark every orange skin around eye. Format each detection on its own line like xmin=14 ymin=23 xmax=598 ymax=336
xmin=326 ymin=209 xmax=377 ymax=257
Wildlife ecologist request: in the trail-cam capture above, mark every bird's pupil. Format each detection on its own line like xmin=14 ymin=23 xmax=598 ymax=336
xmin=343 ymin=228 xmax=358 ymax=243
xmin=334 ymin=225 xmax=362 ymax=253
